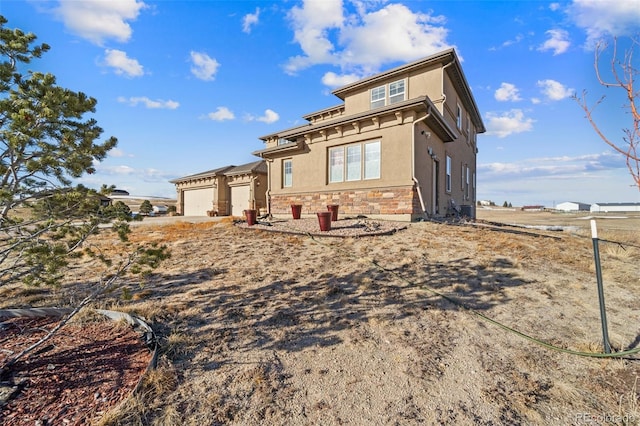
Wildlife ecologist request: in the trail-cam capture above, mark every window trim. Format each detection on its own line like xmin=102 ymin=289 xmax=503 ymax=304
xmin=282 ymin=159 xmax=292 ymax=188
xmin=370 ymin=79 xmax=406 ymax=109
xmin=370 ymin=85 xmax=386 ymax=109
xmin=445 ymin=155 xmax=452 ymax=193
xmin=456 ymin=104 xmax=462 ymax=129
xmin=389 ymin=79 xmax=406 ymax=104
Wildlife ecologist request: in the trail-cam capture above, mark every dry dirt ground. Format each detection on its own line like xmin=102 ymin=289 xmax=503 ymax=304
xmin=1 ymin=209 xmax=640 ymax=425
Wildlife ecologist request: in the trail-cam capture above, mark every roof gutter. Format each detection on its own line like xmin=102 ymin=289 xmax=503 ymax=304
xmin=412 ymin=107 xmax=431 ymax=219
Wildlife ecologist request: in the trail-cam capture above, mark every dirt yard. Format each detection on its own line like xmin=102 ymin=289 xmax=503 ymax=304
xmin=1 ymin=209 xmax=639 ymax=425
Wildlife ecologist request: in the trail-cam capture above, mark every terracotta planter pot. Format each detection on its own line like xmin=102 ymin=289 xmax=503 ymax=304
xmin=316 ymin=211 xmax=332 ymax=231
xmin=291 ymin=204 xmax=302 ymax=220
xmin=244 ymin=209 xmax=257 ymax=226
xmin=327 ymin=204 xmax=339 ymax=221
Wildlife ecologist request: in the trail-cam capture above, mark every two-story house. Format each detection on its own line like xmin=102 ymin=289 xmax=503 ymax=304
xmin=253 ymin=48 xmax=485 ymax=221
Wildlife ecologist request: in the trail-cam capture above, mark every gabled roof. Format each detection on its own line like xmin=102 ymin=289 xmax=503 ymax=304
xmin=224 ymin=160 xmax=267 ymax=176
xmin=170 ymin=160 xmax=266 ymax=184
xmin=169 ymin=166 xmax=233 ymax=183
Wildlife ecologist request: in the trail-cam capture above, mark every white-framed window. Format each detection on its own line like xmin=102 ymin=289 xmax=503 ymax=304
xmin=466 ymin=120 xmax=471 ymax=142
xmin=370 ymin=79 xmax=406 ymax=109
xmin=329 ymin=140 xmax=381 ymax=183
xmin=283 ymin=159 xmax=292 ymax=187
xmin=346 ymin=145 xmax=361 ymax=181
xmin=445 ymin=155 xmax=452 ymax=193
xmin=278 ymin=138 xmax=290 ymax=146
xmin=456 ymin=104 xmax=462 ymax=129
xmin=461 ymin=163 xmax=465 ymax=190
xmin=389 ymin=80 xmax=405 ymax=104
xmin=465 ymin=165 xmax=470 ymax=200
xmin=371 ymin=86 xmax=386 ymax=109
xmin=364 ymin=141 xmax=381 ymax=179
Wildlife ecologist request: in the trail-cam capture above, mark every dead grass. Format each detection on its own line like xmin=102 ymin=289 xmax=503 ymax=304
xmin=3 ymin=211 xmax=640 ymax=425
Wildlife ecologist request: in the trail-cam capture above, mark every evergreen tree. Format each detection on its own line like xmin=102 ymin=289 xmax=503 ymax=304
xmin=139 ymin=200 xmax=153 ymax=215
xmin=0 ymin=16 xmax=170 ymax=371
xmin=0 ymin=16 xmax=168 ymax=289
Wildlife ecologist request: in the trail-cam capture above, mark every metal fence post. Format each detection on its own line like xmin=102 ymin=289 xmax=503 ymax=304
xmin=591 ymin=219 xmax=611 ymax=354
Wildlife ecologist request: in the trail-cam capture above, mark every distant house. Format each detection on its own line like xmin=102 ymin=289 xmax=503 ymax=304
xmin=111 ymin=189 xmax=130 ymax=196
xmin=590 ymin=202 xmax=640 ymax=213
xmin=521 ymin=205 xmax=545 ymax=211
xmin=253 ymin=49 xmax=485 ymax=221
xmin=556 ymin=201 xmax=590 ymax=212
xmin=170 ymin=160 xmax=267 ymax=217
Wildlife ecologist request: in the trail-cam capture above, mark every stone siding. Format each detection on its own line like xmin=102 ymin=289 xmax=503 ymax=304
xmin=270 ymin=186 xmax=420 ymax=216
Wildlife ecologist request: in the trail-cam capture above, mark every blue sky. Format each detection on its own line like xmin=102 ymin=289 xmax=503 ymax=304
xmin=2 ymin=0 xmax=640 ymax=207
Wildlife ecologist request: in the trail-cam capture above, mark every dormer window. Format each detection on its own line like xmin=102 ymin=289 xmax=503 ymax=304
xmin=278 ymin=138 xmax=290 ymax=146
xmin=371 ymin=86 xmax=386 ymax=109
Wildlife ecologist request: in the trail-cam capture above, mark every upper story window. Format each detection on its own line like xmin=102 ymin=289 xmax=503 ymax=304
xmin=371 ymin=86 xmax=386 ymax=109
xmin=456 ymin=104 xmax=462 ymax=129
xmin=278 ymin=138 xmax=290 ymax=146
xmin=370 ymin=79 xmax=406 ymax=109
xmin=329 ymin=140 xmax=381 ymax=183
xmin=389 ymin=80 xmax=405 ymax=104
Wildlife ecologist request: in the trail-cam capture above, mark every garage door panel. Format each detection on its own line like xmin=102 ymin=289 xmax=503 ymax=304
xmin=183 ymin=188 xmax=213 ymax=216
xmin=230 ymin=185 xmax=250 ymax=217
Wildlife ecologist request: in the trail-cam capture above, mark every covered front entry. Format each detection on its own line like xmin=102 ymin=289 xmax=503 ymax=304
xmin=183 ymin=188 xmax=213 ymax=216
xmin=230 ymin=185 xmax=250 ymax=216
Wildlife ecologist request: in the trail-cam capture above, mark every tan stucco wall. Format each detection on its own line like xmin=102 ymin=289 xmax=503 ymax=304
xmin=343 ymin=64 xmax=443 ymax=116
xmin=269 ymin=114 xmax=416 ymax=198
xmin=174 ymin=173 xmax=267 ymax=216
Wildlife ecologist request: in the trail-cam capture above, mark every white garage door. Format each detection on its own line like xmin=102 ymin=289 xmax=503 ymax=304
xmin=183 ymin=188 xmax=213 ymax=216
xmin=230 ymin=185 xmax=250 ymax=217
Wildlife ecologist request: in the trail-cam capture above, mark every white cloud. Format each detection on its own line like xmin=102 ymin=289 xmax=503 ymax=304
xmin=190 ymin=51 xmax=220 ymax=81
xmin=257 ymin=109 xmax=280 ymax=124
xmin=117 ymin=96 xmax=179 ymax=109
xmin=108 ymin=148 xmax=133 ymax=158
xmin=99 ymin=164 xmax=136 ymax=175
xmin=537 ymin=79 xmax=574 ymax=101
xmin=55 ymin=0 xmax=147 ymax=45
xmin=242 ymin=8 xmax=260 ymax=33
xmin=494 ymin=83 xmax=522 ymax=102
xmin=568 ymin=0 xmax=640 ymax=45
xmin=337 ymin=4 xmax=452 ymax=74
xmin=285 ymin=1 xmax=453 ymax=79
xmin=538 ymin=29 xmax=570 ymax=55
xmin=484 ymin=109 xmax=535 ymax=138
xmin=321 ymin=71 xmax=360 ymax=88
xmin=285 ymin=0 xmax=345 ymax=74
xmin=207 ymin=107 xmax=235 ymax=121
xmin=103 ymin=49 xmax=143 ymax=77
xmin=550 ymin=3 xmax=561 ymax=11
xmin=479 ymin=151 xmax=625 ymax=178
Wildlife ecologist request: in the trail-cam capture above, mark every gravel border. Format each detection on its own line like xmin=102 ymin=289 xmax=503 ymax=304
xmin=235 ymin=217 xmax=408 ymax=237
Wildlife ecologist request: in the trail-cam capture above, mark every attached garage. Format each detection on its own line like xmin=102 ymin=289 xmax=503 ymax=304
xmin=183 ymin=188 xmax=213 ymax=216
xmin=230 ymin=185 xmax=250 ymax=217
xmin=171 ymin=161 xmax=267 ymax=217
